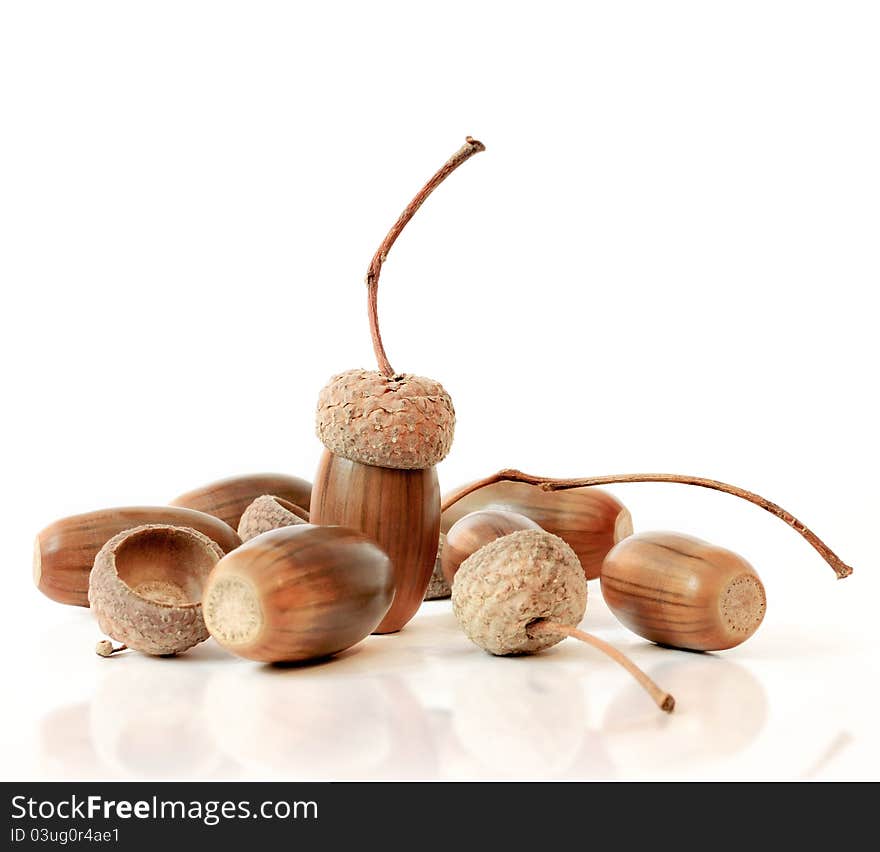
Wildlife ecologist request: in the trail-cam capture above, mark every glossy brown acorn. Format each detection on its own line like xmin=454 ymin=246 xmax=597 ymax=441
xmin=601 ymin=531 xmax=767 ymax=651
xmin=441 ymin=509 xmax=541 ymax=586
xmin=441 ymin=480 xmax=632 ymax=581
xmin=202 ymin=524 xmax=394 ymax=663
xmin=311 ymin=137 xmax=485 ymax=633
xmin=170 ymin=473 xmax=311 ymax=528
xmin=311 ymin=451 xmax=441 ymax=633
xmin=34 ymin=506 xmax=241 ymax=607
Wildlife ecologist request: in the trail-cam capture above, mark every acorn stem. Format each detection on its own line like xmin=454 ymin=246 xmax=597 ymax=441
xmin=366 ymin=136 xmax=486 ymax=378
xmin=441 ymin=469 xmax=854 ymax=579
xmin=529 ymin=620 xmax=675 ymax=713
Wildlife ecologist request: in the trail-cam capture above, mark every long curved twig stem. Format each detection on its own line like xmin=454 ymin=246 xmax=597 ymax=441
xmin=528 ymin=620 xmax=675 ymax=713
xmin=366 ymin=136 xmax=486 ymax=377
xmin=441 ymin=469 xmax=853 ymax=579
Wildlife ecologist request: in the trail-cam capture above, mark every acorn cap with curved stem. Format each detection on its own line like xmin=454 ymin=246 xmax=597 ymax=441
xmin=315 ymin=369 xmax=455 ymax=470
xmin=452 ymin=529 xmax=588 ymax=656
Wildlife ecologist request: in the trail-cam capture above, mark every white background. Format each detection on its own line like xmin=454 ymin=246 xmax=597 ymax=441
xmin=1 ymin=1 xmax=877 ymax=780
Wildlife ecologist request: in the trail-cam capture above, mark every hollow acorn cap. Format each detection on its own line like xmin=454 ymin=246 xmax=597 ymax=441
xmin=315 ymin=369 xmax=455 ymax=469
xmin=452 ymin=529 xmax=588 ymax=656
xmin=88 ymin=524 xmax=223 ymax=656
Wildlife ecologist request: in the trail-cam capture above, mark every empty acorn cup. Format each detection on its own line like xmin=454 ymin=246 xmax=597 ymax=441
xmin=88 ymin=524 xmax=224 ymax=656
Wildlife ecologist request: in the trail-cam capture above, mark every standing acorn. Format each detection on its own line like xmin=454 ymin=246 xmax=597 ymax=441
xmin=311 ymin=137 xmax=485 ymax=634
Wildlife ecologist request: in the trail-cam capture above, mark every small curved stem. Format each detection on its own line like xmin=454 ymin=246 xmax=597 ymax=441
xmin=529 ymin=620 xmax=674 ymax=713
xmin=366 ymin=136 xmax=486 ymax=377
xmin=95 ymin=641 xmax=127 ymax=657
xmin=441 ymin=469 xmax=854 ymax=579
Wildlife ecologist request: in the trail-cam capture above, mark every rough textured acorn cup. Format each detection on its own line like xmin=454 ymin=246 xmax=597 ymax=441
xmin=170 ymin=473 xmax=311 ymax=529
xmin=88 ymin=524 xmax=224 ymax=656
xmin=202 ymin=524 xmax=395 ymax=663
xmin=424 ymin=533 xmax=450 ymax=600
xmin=452 ymin=529 xmax=588 ymax=656
xmin=441 ymin=509 xmax=542 ymax=587
xmin=441 ymin=481 xmax=632 ymax=580
xmin=34 ymin=506 xmax=241 ymax=607
xmin=601 ymin=531 xmax=767 ymax=652
xmin=237 ymin=495 xmax=308 ymax=542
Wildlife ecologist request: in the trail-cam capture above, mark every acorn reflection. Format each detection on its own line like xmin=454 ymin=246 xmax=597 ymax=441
xmin=602 ymin=655 xmax=767 ymax=774
xmin=447 ymin=661 xmax=600 ymax=778
xmin=90 ymin=660 xmax=225 ymax=778
xmin=204 ymin=668 xmax=434 ymax=779
xmin=40 ymin=703 xmax=108 ymax=779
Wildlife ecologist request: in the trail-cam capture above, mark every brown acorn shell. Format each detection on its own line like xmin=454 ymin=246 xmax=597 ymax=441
xmin=442 ymin=480 xmax=632 ymax=580
xmin=34 ymin=506 xmax=241 ymax=607
xmin=202 ymin=524 xmax=394 ymax=663
xmin=600 ymin=531 xmax=767 ymax=651
xmin=310 ymin=449 xmax=440 ymax=633
xmin=170 ymin=473 xmax=311 ymax=528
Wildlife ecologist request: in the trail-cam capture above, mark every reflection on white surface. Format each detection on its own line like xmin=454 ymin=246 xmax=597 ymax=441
xmin=89 ymin=659 xmax=229 ymax=779
xmin=205 ymin=666 xmax=435 ymax=779
xmin=601 ymin=654 xmax=767 ymax=772
xmin=26 ymin=595 xmax=863 ymax=780
xmin=447 ymin=661 xmax=589 ymax=778
xmin=39 ymin=704 xmax=105 ymax=780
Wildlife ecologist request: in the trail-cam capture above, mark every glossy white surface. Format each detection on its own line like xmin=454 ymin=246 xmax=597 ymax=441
xmin=3 ymin=563 xmax=874 ymax=780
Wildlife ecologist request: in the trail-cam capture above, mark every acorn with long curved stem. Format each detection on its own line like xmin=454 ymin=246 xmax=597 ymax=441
xmin=452 ymin=529 xmax=675 ymax=713
xmin=442 ymin=481 xmax=632 ymax=580
xmin=442 ymin=469 xmax=855 ymax=579
xmin=311 ymin=137 xmax=486 ymax=634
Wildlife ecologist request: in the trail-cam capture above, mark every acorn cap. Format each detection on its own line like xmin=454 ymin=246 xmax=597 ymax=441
xmin=452 ymin=529 xmax=588 ymax=656
xmin=424 ymin=533 xmax=451 ymax=600
xmin=88 ymin=524 xmax=223 ymax=656
xmin=237 ymin=495 xmax=308 ymax=542
xmin=315 ymin=369 xmax=455 ymax=469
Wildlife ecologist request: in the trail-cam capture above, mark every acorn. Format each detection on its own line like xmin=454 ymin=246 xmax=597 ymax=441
xmin=89 ymin=524 xmax=223 ymax=656
xmin=442 ymin=480 xmax=632 ymax=580
xmin=311 ymin=137 xmax=485 ymax=633
xmin=170 ymin=472 xmax=311 ymax=528
xmin=34 ymin=506 xmax=240 ymax=607
xmin=601 ymin=531 xmax=767 ymax=651
xmin=202 ymin=524 xmax=395 ymax=663
xmin=452 ymin=529 xmax=675 ymax=712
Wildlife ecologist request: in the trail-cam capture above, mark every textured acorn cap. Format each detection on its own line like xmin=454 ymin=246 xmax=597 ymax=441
xmin=88 ymin=525 xmax=223 ymax=656
xmin=237 ymin=495 xmax=308 ymax=542
xmin=424 ymin=533 xmax=451 ymax=600
xmin=315 ymin=369 xmax=455 ymax=469
xmin=452 ymin=529 xmax=587 ymax=656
